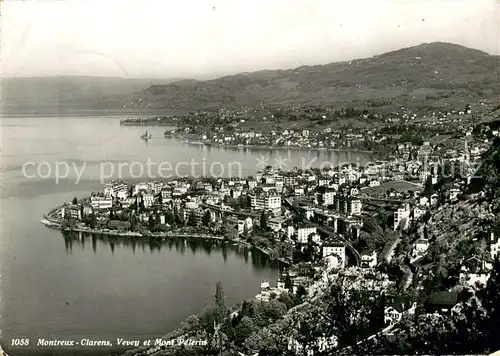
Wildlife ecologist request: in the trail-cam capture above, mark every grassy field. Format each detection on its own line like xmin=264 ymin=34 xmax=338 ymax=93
xmin=363 ymin=180 xmax=422 ymax=195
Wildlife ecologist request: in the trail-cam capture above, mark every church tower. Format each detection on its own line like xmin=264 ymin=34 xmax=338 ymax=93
xmin=463 ymin=138 xmax=470 ymax=163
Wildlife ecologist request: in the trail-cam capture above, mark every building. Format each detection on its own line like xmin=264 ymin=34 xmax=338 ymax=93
xmin=411 ymin=238 xmax=429 ymax=259
xmin=394 ymin=203 xmax=411 ymax=231
xmin=61 ymin=204 xmax=82 ymax=220
xmin=161 ymin=188 xmax=173 ymax=202
xmin=449 ymin=187 xmax=461 ymax=201
xmin=249 ymin=191 xmax=282 ymax=211
xmin=90 ymin=195 xmax=113 ymax=210
xmin=142 ymin=193 xmax=155 ymax=208
xmin=425 ymin=291 xmax=459 ymax=315
xmin=116 ymin=190 xmax=128 ymax=200
xmin=255 ymin=280 xmax=288 ymax=302
xmin=459 ymin=256 xmax=491 ymax=289
xmin=349 ymin=199 xmax=362 ymax=216
xmin=322 ymin=243 xmax=346 ymax=270
xmin=133 ymin=182 xmax=149 ymax=196
xmin=238 ymin=217 xmax=253 ymax=235
xmin=121 ymin=196 xmax=137 ymax=209
xmin=384 ymin=296 xmax=416 ymax=326
xmin=369 ymin=179 xmax=380 ymax=187
xmin=297 ymin=227 xmax=317 ymax=244
xmin=322 ymin=191 xmax=336 ymax=206
xmin=186 ymin=207 xmax=206 ymax=226
xmin=413 ymin=206 xmax=426 ymax=221
xmin=294 ymin=187 xmax=305 ymax=196
xmin=360 ymin=250 xmax=377 ymax=268
xmin=268 ymin=216 xmax=286 ymax=232
xmin=297 ymin=227 xmax=316 ymax=244
xmin=318 ymin=178 xmax=330 ymax=187
xmin=490 ymin=231 xmax=500 ymax=260
xmin=82 ymin=205 xmax=93 ymax=217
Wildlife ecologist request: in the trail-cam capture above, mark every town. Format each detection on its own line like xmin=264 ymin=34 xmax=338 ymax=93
xmin=120 ymin=101 xmax=496 ymax=158
xmin=45 ymin=105 xmax=500 ymax=355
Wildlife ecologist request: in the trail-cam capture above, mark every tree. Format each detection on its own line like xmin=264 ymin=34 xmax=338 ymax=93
xmin=423 ymin=175 xmax=435 ymax=197
xmin=188 ymin=210 xmax=198 ymax=226
xmin=72 ymin=197 xmax=78 ymax=205
xmin=241 ymin=300 xmax=253 ymax=318
xmin=260 ymin=211 xmax=268 ymax=230
xmin=243 ymin=223 xmax=250 ymax=238
xmin=234 ymin=316 xmax=255 ymax=346
xmin=89 ymin=213 xmax=97 ymax=229
xmin=130 ymin=214 xmax=137 ymax=231
xmin=214 ymin=282 xmax=227 ymax=325
xmin=149 ymin=214 xmax=157 ymax=231
xmin=165 ymin=209 xmax=175 ymax=224
xmin=284 ymin=273 xmax=293 ymax=292
xmin=252 ymin=300 xmax=287 ymax=328
xmin=278 ymin=293 xmax=294 ymax=310
xmin=287 ymin=272 xmax=387 ymax=353
xmin=203 ymin=210 xmax=212 ymax=227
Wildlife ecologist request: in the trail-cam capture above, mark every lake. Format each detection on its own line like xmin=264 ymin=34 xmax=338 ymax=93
xmin=0 ymin=116 xmax=372 ymax=355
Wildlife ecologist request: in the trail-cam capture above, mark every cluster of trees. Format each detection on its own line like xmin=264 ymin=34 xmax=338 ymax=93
xmin=358 ymin=211 xmax=396 ymax=253
xmin=348 ymin=261 xmax=500 ymax=355
xmin=160 ymin=282 xmax=295 ymax=355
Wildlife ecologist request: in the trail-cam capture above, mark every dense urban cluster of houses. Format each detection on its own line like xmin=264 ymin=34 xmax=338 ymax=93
xmin=54 ymin=118 xmax=500 ymax=346
xmin=169 ymin=103 xmax=488 ymax=154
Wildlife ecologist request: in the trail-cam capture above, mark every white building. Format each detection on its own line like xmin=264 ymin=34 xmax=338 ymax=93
xmin=120 ymin=197 xmax=137 ymax=209
xmin=449 ymin=187 xmax=461 ymax=201
xmin=116 ymin=190 xmax=128 ymax=200
xmin=61 ymin=204 xmax=82 ymax=220
xmin=360 ymin=251 xmax=377 ymax=268
xmin=490 ymin=232 xmax=500 ymax=260
xmin=394 ymin=203 xmax=411 ymax=231
xmin=411 ymin=238 xmax=429 ymax=259
xmin=459 ymin=256 xmax=491 ymax=290
xmin=133 ymin=182 xmax=149 ymax=196
xmin=349 ymin=199 xmax=362 ymax=216
xmin=294 ymin=187 xmax=305 ymax=196
xmin=90 ymin=196 xmax=113 ymax=210
xmin=322 ymin=191 xmax=336 ymax=206
xmin=297 ymin=227 xmax=317 ymax=244
xmin=238 ymin=217 xmax=253 ymax=235
xmin=384 ymin=297 xmax=416 ymax=326
xmin=369 ymin=180 xmax=381 ymax=187
xmin=104 ymin=184 xmax=114 ymax=197
xmin=413 ymin=206 xmax=426 ymax=221
xmin=318 ymin=178 xmax=330 ymax=187
xmin=322 ymin=243 xmax=346 ymax=270
xmin=249 ymin=191 xmax=282 ymax=210
xmin=142 ymin=193 xmax=155 ymax=208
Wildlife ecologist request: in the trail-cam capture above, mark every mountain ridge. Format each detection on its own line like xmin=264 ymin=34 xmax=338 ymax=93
xmin=128 ymin=42 xmax=499 ymax=110
xmin=2 ymin=42 xmax=499 ymax=115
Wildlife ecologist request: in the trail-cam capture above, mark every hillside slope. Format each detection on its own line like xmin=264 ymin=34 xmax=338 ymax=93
xmin=128 ymin=42 xmax=499 ymax=110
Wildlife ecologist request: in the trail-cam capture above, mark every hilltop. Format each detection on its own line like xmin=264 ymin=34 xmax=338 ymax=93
xmin=128 ymin=42 xmax=499 ymax=110
xmin=2 ymin=43 xmax=498 ymax=116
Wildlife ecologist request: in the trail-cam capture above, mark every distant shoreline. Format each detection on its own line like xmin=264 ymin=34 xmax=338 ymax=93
xmin=184 ymin=141 xmax=374 ymax=154
xmin=0 ymin=109 xmax=186 ymax=119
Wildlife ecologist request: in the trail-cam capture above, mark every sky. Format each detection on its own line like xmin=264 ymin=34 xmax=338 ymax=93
xmin=1 ymin=0 xmax=499 ymax=79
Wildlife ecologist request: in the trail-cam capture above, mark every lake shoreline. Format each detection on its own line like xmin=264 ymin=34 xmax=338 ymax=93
xmin=183 ymin=140 xmax=374 ymax=154
xmin=40 ymin=216 xmax=290 ymax=265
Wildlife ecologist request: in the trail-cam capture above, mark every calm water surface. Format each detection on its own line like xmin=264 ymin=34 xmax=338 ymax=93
xmin=0 ymin=116 xmax=372 ymax=355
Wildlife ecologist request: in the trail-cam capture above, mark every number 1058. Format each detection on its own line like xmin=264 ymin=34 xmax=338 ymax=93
xmin=11 ymin=339 xmax=30 ymax=346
